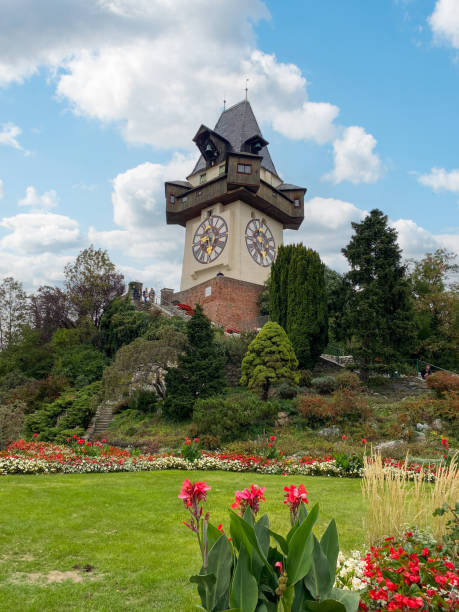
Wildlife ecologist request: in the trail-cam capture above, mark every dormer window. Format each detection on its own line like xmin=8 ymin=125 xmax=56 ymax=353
xmin=200 ymin=173 xmax=207 ymax=184
xmin=294 ymin=198 xmax=300 ymax=208
xmin=170 ymin=194 xmax=175 ymax=203
xmin=237 ymin=163 xmax=252 ymax=175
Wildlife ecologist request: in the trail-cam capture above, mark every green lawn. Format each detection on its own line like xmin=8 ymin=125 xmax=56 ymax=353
xmin=0 ymin=471 xmax=366 ymax=611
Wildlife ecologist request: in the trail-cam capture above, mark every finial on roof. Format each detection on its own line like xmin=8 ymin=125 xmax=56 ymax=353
xmin=245 ymin=78 xmax=249 ymax=101
xmin=223 ymin=96 xmax=226 ymax=111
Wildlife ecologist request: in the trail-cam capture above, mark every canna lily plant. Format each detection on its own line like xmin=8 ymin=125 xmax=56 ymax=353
xmin=178 ymin=479 xmax=360 ymax=612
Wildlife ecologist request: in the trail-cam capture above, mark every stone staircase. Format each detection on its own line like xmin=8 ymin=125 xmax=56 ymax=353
xmin=85 ymin=401 xmax=117 ymax=441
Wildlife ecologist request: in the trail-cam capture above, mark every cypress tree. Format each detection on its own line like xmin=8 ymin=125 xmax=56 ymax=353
xmin=270 ymin=244 xmax=328 ymax=369
xmin=342 ymin=209 xmax=415 ymax=382
xmin=163 ymin=304 xmax=226 ymax=420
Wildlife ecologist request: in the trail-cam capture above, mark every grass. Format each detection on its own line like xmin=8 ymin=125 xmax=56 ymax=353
xmin=0 ymin=471 xmax=365 ymax=611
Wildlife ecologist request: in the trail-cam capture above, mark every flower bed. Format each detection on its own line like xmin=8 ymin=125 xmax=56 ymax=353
xmin=0 ymin=439 xmax=446 ymax=480
xmin=336 ymin=531 xmax=458 ymax=611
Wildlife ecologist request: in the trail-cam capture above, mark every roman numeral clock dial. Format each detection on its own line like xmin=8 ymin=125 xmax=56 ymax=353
xmin=192 ymin=215 xmax=228 ymax=264
xmin=245 ymin=219 xmax=276 ymax=267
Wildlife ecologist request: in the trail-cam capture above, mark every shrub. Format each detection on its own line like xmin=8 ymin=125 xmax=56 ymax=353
xmin=426 ymin=370 xmax=459 ymax=397
xmin=3 ymin=375 xmax=69 ymax=413
xmin=368 ymin=375 xmax=388 ymax=387
xmin=52 ymin=344 xmax=107 ymax=385
xmin=193 ymin=393 xmax=279 ymax=442
xmin=311 ymin=375 xmax=336 ymax=394
xmin=0 ymin=401 xmax=25 ymax=449
xmin=296 ymin=394 xmax=332 ymax=427
xmin=332 ymin=389 xmax=370 ymax=423
xmin=127 ymin=389 xmax=158 ymax=413
xmin=297 ymin=369 xmax=313 ymax=387
xmin=335 ymin=370 xmax=361 ymax=391
xmin=275 ymin=382 xmax=298 ymax=399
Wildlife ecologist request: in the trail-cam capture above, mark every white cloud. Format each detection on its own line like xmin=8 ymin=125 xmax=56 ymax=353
xmin=18 ymin=186 xmax=59 ymax=209
xmin=429 ymin=0 xmax=459 ymax=49
xmin=0 ymin=123 xmax=24 ymax=151
xmin=0 ymin=252 xmax=73 ymax=289
xmin=391 ymin=219 xmax=442 ymax=257
xmin=418 ymin=167 xmax=459 ymax=193
xmin=0 ymin=1 xmax=344 ymax=151
xmin=0 ymin=179 xmax=3 ymax=200
xmin=0 ymin=212 xmax=81 ymax=254
xmin=324 ymin=126 xmax=382 ymax=184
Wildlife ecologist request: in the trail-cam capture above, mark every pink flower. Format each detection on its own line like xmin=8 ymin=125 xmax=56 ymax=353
xmin=283 ymin=484 xmax=308 ymax=524
xmin=232 ymin=484 xmax=266 ymax=517
xmin=275 ymin=561 xmax=283 ymax=573
xmin=178 ymin=478 xmax=211 ymax=508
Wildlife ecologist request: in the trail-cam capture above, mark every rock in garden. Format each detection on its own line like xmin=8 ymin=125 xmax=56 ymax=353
xmin=318 ymin=426 xmax=340 ymax=438
xmin=374 ymin=440 xmax=406 ymax=454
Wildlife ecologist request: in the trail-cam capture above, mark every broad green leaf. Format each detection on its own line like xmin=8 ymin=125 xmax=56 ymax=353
xmin=190 ymin=573 xmax=216 ymax=610
xmin=291 ymin=580 xmax=305 ymax=612
xmin=286 ymin=503 xmax=319 ymax=586
xmin=268 ymin=529 xmax=288 ymax=555
xmin=297 ymin=503 xmax=308 ymax=524
xmin=303 ymin=599 xmax=346 ymax=612
xmin=304 ymin=536 xmax=332 ymax=600
xmin=255 ymin=514 xmax=270 ymax=557
xmin=206 ymin=534 xmax=233 ymax=609
xmin=230 ymin=546 xmax=258 ymax=612
xmin=329 ymin=589 xmax=360 ymax=612
xmin=280 ymin=584 xmax=295 ymax=611
xmin=320 ymin=520 xmax=339 ymax=591
xmin=230 ymin=510 xmax=275 ymax=578
xmin=207 ymin=521 xmax=224 ymax=552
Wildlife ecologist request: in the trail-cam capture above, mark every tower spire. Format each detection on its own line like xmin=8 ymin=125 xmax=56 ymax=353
xmin=245 ymin=78 xmax=249 ymax=101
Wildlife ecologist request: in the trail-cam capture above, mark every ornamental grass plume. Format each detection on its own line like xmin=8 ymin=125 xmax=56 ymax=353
xmin=362 ymin=452 xmax=459 ymax=546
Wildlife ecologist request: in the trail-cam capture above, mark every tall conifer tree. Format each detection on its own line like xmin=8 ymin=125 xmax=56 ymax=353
xmin=163 ymin=304 xmax=225 ymax=420
xmin=342 ymin=209 xmax=415 ymax=382
xmin=270 ymin=244 xmax=328 ymax=369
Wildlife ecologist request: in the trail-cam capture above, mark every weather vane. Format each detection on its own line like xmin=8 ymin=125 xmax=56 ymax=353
xmin=223 ymin=96 xmax=226 ymax=111
xmin=245 ymin=78 xmax=249 ymax=100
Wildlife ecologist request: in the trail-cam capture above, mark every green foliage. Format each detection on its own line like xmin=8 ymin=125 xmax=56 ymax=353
xmin=127 ymin=389 xmax=158 ymax=413
xmin=276 ymin=382 xmax=298 ymax=399
xmin=257 ymin=277 xmax=271 ymax=316
xmin=341 ymin=209 xmax=415 ymax=382
xmin=334 ymin=453 xmax=364 ymax=477
xmin=311 ymin=376 xmax=337 ymax=394
xmin=188 ymin=498 xmax=359 ymax=612
xmin=270 ymin=245 xmax=328 ymax=369
xmin=192 ymin=393 xmax=280 ymax=443
xmin=100 ymin=296 xmax=151 ymax=355
xmin=52 ymin=343 xmax=107 ymax=385
xmin=215 ymin=331 xmax=257 ymax=367
xmin=164 ymin=305 xmax=226 ymax=421
xmin=64 ymin=245 xmax=125 ymax=327
xmin=298 ymin=369 xmax=313 ymax=387
xmin=24 ymin=382 xmax=101 ymax=441
xmin=0 ymin=276 xmax=29 ymax=350
xmin=433 ymin=502 xmax=458 ymax=560
xmin=409 ymin=249 xmax=459 ymax=370
xmin=0 ymin=326 xmax=54 ymax=380
xmin=240 ymin=321 xmax=299 ymax=400
xmin=1 ymin=375 xmax=69 ymax=414
xmin=324 ymin=267 xmax=348 ymax=345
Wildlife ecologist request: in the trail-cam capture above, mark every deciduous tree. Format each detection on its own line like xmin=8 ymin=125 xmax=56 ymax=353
xmin=0 ymin=277 xmax=29 ymax=349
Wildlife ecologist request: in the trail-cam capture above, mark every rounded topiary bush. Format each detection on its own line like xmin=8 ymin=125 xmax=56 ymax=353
xmin=311 ymin=375 xmax=337 ymax=394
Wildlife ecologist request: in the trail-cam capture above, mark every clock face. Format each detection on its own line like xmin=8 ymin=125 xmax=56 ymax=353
xmin=192 ymin=215 xmax=228 ymax=264
xmin=245 ymin=219 xmax=276 ymax=267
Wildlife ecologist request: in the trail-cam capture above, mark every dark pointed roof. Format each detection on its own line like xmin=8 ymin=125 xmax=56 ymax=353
xmin=191 ymin=100 xmax=279 ymax=177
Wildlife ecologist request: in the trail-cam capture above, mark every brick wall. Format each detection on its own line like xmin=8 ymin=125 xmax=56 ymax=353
xmin=173 ymin=276 xmax=263 ymax=330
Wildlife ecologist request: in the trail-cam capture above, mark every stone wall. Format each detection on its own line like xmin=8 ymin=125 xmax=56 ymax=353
xmin=173 ymin=275 xmax=263 ymax=331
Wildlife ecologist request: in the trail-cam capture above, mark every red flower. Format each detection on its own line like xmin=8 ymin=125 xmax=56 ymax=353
xmin=194 ymin=438 xmax=199 ymax=443
xmin=275 ymin=561 xmax=283 ymax=573
xmin=178 ymin=478 xmax=211 ymax=508
xmin=341 ymin=434 xmax=347 ymax=440
xmin=283 ymin=483 xmax=308 ymax=524
xmin=72 ymin=434 xmax=78 ymax=439
xmin=269 ymin=435 xmax=276 ymax=442
xmin=268 ymin=443 xmax=273 ymax=448
xmin=232 ymin=484 xmax=266 ymax=517
xmin=77 ymin=439 xmax=85 ymax=445
xmin=33 ymin=433 xmax=38 ymax=438
xmin=361 ymin=438 xmax=367 ymax=444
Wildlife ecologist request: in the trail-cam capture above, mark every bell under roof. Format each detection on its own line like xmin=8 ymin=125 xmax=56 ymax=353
xmin=191 ymin=100 xmax=279 ymax=177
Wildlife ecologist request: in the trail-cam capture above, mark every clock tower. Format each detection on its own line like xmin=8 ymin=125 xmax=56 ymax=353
xmin=165 ymin=100 xmax=305 ymax=330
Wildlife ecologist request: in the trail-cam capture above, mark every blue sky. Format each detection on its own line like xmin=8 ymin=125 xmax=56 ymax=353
xmin=0 ymin=0 xmax=458 ymax=291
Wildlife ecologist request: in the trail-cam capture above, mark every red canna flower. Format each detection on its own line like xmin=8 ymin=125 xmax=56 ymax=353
xmin=101 ymin=439 xmax=107 ymax=443
xmin=341 ymin=434 xmax=347 ymax=440
xmin=194 ymin=437 xmax=199 ymax=443
xmin=268 ymin=443 xmax=273 ymax=448
xmin=275 ymin=561 xmax=283 ymax=573
xmin=269 ymin=435 xmax=276 ymax=442
xmin=283 ymin=484 xmax=308 ymax=524
xmin=361 ymin=438 xmax=367 ymax=445
xmin=178 ymin=478 xmax=211 ymax=509
xmin=33 ymin=433 xmax=38 ymax=438
xmin=232 ymin=484 xmax=266 ymax=518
